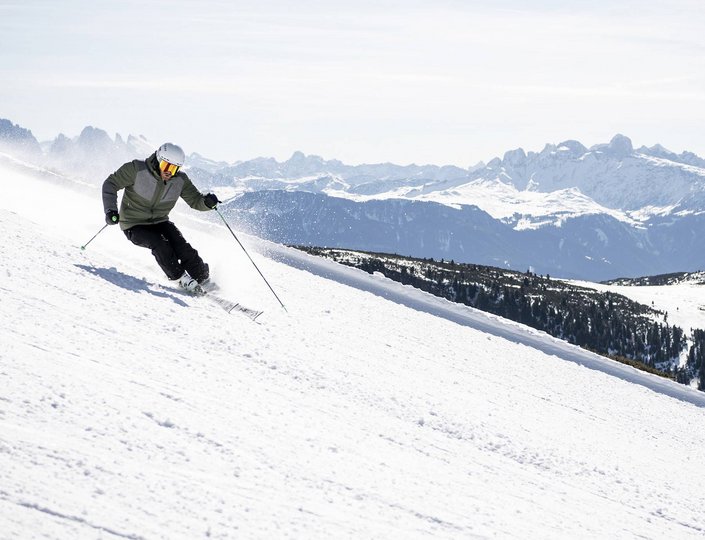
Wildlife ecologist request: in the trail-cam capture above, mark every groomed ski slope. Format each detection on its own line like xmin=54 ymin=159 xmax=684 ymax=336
xmin=1 ymin=157 xmax=705 ymax=539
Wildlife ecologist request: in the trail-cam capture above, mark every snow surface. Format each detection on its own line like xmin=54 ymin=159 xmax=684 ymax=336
xmin=406 ymin=181 xmax=635 ymax=229
xmin=2 ymin=158 xmax=705 ymax=539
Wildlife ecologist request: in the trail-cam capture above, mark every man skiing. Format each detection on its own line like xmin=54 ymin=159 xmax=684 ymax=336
xmin=102 ymin=142 xmax=219 ymax=293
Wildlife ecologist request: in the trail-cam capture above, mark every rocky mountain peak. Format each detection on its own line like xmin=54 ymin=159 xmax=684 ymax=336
xmin=503 ymin=148 xmax=527 ymax=167
xmin=607 ymin=134 xmax=633 ymax=156
xmin=0 ymin=118 xmax=42 ymax=157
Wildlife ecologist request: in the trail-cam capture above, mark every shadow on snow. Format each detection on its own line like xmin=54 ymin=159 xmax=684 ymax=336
xmin=75 ymin=264 xmax=188 ymax=307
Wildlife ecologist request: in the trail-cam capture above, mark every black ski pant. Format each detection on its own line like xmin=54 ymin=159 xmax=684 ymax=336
xmin=124 ymin=221 xmax=209 ymax=282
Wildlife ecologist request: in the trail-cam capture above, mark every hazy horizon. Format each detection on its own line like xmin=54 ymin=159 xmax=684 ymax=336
xmin=2 ymin=0 xmax=704 ymax=167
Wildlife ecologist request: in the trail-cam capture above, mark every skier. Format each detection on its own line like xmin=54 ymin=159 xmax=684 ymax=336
xmin=102 ymin=142 xmax=219 ymax=292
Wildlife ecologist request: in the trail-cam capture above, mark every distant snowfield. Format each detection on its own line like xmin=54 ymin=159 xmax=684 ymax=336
xmin=408 ymin=181 xmax=637 ymax=229
xmin=574 ymin=279 xmax=705 ymax=336
xmin=325 ymin=178 xmax=636 ymax=229
xmin=2 ymin=158 xmax=705 ymax=539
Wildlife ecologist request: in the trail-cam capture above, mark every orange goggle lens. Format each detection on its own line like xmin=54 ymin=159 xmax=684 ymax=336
xmin=159 ymin=160 xmax=180 ymax=175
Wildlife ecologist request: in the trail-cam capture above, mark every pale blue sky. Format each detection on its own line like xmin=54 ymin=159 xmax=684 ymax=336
xmin=1 ymin=0 xmax=704 ymax=166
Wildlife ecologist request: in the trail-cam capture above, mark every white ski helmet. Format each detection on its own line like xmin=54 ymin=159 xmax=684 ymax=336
xmin=156 ymin=143 xmax=185 ymax=167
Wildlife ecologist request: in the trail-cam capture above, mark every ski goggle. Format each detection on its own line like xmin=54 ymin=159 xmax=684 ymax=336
xmin=159 ymin=160 xmax=180 ymax=175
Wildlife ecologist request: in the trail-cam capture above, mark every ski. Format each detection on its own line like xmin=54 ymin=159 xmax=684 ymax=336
xmin=159 ymin=283 xmax=264 ymax=321
xmin=202 ymin=292 xmax=264 ymax=321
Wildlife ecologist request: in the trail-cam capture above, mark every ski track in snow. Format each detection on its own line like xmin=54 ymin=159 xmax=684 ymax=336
xmin=1 ymin=160 xmax=705 ymax=539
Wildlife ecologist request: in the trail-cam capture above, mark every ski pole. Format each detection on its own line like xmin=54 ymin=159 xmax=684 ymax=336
xmin=215 ymin=207 xmax=288 ymax=312
xmin=80 ymin=224 xmax=109 ymax=250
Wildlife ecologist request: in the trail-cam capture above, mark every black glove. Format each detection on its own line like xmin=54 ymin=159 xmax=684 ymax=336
xmin=105 ymin=210 xmax=120 ymax=225
xmin=204 ymin=193 xmax=220 ymax=209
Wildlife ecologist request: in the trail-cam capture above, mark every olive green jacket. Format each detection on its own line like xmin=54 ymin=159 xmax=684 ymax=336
xmin=102 ymin=154 xmax=210 ymax=231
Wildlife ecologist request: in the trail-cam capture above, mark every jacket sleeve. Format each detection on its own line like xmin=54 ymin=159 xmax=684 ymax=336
xmin=179 ymin=173 xmax=210 ymax=211
xmin=102 ymin=161 xmax=137 ymax=212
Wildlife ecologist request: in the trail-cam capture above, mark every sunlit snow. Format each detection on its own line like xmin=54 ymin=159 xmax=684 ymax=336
xmin=2 ymin=157 xmax=705 ymax=539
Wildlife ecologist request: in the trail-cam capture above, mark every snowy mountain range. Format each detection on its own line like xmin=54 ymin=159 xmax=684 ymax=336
xmin=210 ymin=135 xmax=705 ymax=281
xmin=3 ymin=144 xmax=705 ymax=538
xmin=0 ymin=118 xmax=153 ymax=183
xmin=3 ymin=118 xmax=705 ymax=280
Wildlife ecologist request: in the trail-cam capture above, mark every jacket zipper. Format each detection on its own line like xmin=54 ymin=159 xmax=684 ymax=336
xmin=149 ymin=175 xmax=165 ymax=222
xmin=163 ymin=183 xmax=174 ymax=201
